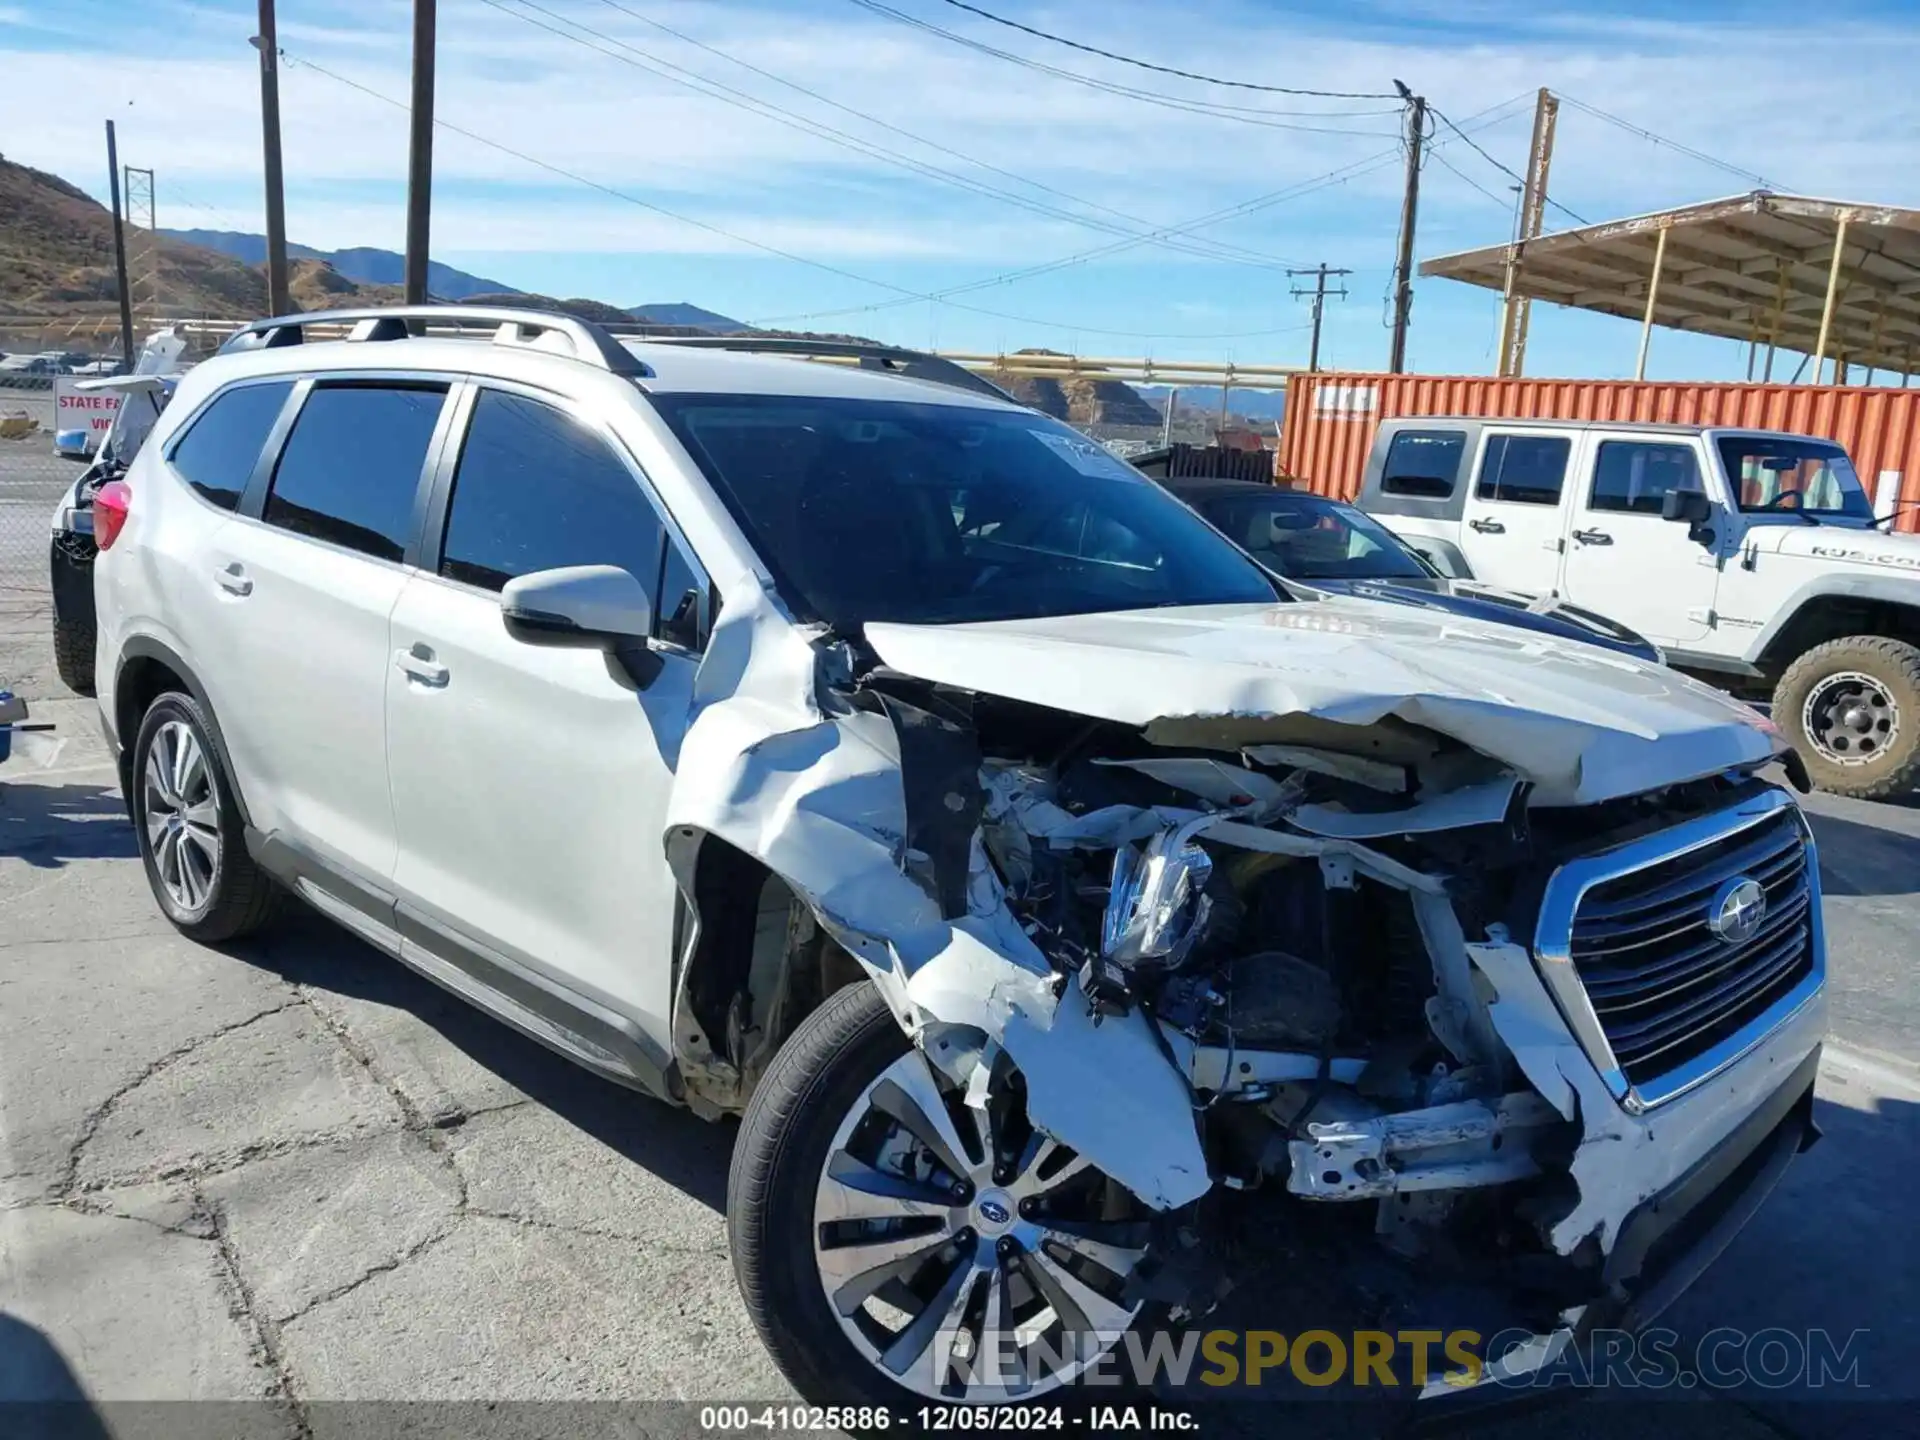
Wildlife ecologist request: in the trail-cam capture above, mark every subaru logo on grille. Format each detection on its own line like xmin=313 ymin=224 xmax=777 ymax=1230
xmin=1709 ymin=876 xmax=1767 ymax=945
xmin=977 ymin=1198 xmax=1011 ymax=1226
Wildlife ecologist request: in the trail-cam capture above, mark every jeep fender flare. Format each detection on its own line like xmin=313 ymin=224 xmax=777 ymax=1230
xmin=1748 ymin=573 xmax=1920 ymax=670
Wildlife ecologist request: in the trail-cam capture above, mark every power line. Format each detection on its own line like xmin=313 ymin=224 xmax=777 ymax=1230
xmin=489 ymin=0 xmax=1307 ymax=272
xmin=1556 ymin=93 xmax=1782 ymax=190
xmin=750 ymin=146 xmax=1410 ymax=327
xmin=752 ymin=90 xmax=1536 ymax=327
xmin=842 ymin=0 xmax=1405 ymax=132
xmin=930 ymin=0 xmax=1400 ymax=99
xmin=1427 ymin=148 xmax=1516 ymax=212
xmin=277 ymin=50 xmax=1327 ymax=341
xmin=587 ymin=0 xmax=1301 ymax=272
xmin=1427 ymin=102 xmax=1589 ymax=226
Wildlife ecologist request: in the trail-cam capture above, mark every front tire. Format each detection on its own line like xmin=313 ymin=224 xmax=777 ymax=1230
xmin=131 ymin=692 xmax=280 ymax=942
xmin=1774 ymin=635 xmax=1920 ymax=800
xmin=729 ymin=983 xmax=1153 ymax=1411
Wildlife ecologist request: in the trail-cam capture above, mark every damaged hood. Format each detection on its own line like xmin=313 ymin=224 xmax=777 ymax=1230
xmin=865 ymin=598 xmax=1781 ymax=804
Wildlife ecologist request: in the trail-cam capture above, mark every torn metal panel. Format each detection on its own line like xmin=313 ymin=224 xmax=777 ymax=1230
xmin=863 ymin=598 xmax=1781 ymax=804
xmin=1240 ymin=743 xmax=1409 ymax=793
xmin=1286 ymin=776 xmax=1526 ymax=840
xmin=665 ymin=584 xmax=1213 ymax=1210
xmin=1092 ymin=756 xmax=1299 ymax=820
xmin=1467 ymin=936 xmax=1826 ymax=1256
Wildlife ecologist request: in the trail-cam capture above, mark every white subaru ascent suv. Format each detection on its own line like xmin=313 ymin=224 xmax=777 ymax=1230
xmin=94 ymin=307 xmax=1826 ymax=1411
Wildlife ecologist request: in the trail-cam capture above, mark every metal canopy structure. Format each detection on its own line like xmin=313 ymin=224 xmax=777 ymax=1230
xmin=1420 ymin=191 xmax=1920 ymax=383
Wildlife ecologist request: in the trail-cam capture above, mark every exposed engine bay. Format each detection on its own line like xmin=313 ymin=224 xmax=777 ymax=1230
xmin=662 ymin=584 xmax=1826 ymax=1374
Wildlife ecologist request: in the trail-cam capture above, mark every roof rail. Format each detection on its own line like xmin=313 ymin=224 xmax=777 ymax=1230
xmin=216 ymin=306 xmax=653 ymax=379
xmin=634 ymin=335 xmax=1014 ymax=402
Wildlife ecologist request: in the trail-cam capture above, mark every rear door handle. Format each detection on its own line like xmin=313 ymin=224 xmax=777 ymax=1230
xmin=1572 ymin=528 xmax=1613 ymax=546
xmin=216 ymin=563 xmax=253 ymax=597
xmin=1468 ymin=518 xmax=1506 ymax=535
xmin=395 ymin=644 xmax=449 ymax=687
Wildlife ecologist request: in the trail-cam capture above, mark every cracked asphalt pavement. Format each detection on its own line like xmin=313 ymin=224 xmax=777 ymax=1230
xmin=5 ymin=578 xmax=1920 ymax=1438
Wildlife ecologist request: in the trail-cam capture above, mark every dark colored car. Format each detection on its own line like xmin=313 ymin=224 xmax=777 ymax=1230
xmin=47 ymin=376 xmax=177 ymax=695
xmin=1159 ymin=476 xmax=1662 ymax=663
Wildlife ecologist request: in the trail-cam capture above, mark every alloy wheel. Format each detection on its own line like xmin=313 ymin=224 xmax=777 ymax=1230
xmin=812 ymin=1048 xmax=1149 ymax=1402
xmin=143 ymin=719 xmax=221 ymax=912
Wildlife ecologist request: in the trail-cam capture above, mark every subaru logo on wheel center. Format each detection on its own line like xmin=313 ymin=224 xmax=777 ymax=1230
xmin=1709 ymin=876 xmax=1768 ymax=945
xmin=976 ymin=1197 xmax=1012 ymax=1227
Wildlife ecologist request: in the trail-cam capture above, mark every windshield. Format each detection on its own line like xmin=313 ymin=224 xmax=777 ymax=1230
xmin=1717 ymin=436 xmax=1873 ymax=521
xmin=1193 ymin=491 xmax=1431 ymax=580
xmin=650 ymin=394 xmax=1281 ymax=629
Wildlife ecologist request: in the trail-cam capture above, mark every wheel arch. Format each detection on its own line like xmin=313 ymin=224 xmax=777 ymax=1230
xmin=112 ymin=637 xmax=253 ymax=828
xmin=1752 ymin=580 xmax=1920 ymax=678
xmin=664 ymin=825 xmax=872 ymax=1117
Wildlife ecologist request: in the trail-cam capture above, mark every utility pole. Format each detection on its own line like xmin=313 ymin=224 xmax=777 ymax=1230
xmin=1160 ymin=387 xmax=1177 ymax=448
xmin=1388 ymin=80 xmax=1427 ymax=375
xmin=1289 ymin=264 xmax=1350 ymax=372
xmin=253 ymin=0 xmax=291 ymax=316
xmin=404 ymin=0 xmax=438 ymax=305
xmin=1497 ymin=87 xmax=1558 ymax=378
xmin=104 ymin=122 xmax=135 ymax=369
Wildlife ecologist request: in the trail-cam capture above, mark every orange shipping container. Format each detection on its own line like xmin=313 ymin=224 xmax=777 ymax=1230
xmin=1277 ymin=373 xmax=1920 ymax=533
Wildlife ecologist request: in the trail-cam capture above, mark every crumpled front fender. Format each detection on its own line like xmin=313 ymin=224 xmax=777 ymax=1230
xmin=663 ymin=585 xmax=1212 ymax=1211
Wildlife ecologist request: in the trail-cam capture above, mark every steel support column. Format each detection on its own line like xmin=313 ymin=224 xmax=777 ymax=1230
xmin=1634 ymin=225 xmax=1669 ymax=382
xmin=1814 ymin=216 xmax=1850 ymax=385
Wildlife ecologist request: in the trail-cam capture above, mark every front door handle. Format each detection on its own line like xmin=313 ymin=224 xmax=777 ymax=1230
xmin=216 ymin=563 xmax=253 ymax=597
xmin=1572 ymin=528 xmax=1613 ymax=546
xmin=1468 ymin=518 xmax=1506 ymax=535
xmin=395 ymin=644 xmax=449 ymax=688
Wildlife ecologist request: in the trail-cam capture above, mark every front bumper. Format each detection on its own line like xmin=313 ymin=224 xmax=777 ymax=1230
xmin=1419 ymin=1041 xmax=1820 ymax=1408
xmin=1601 ymin=1040 xmax=1820 ymax=1331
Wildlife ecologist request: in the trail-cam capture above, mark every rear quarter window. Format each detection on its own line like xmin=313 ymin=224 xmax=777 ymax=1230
xmin=167 ymin=382 xmax=294 ymax=511
xmin=1380 ymin=430 xmax=1465 ymax=499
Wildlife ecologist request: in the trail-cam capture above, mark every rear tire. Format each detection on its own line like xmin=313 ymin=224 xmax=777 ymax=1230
xmin=1774 ymin=635 xmax=1920 ymax=800
xmin=52 ymin=612 xmax=95 ymax=697
xmin=130 ymin=691 xmax=280 ymax=942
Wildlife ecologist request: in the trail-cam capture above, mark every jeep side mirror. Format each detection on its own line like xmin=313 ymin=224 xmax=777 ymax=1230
xmin=1661 ymin=489 xmax=1712 ymax=525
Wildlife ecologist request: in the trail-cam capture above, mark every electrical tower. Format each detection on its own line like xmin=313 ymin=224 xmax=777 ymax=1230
xmin=1289 ymin=264 xmax=1351 ymax=373
xmin=122 ymin=166 xmax=160 ymax=329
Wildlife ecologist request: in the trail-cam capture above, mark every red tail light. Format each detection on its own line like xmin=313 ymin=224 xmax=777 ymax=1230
xmin=94 ymin=480 xmax=132 ymax=550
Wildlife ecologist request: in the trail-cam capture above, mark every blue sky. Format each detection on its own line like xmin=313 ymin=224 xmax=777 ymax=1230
xmin=4 ymin=0 xmax=1917 ymax=381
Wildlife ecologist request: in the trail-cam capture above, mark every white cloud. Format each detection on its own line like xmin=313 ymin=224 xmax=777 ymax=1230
xmin=1 ymin=0 xmax=1915 ymax=275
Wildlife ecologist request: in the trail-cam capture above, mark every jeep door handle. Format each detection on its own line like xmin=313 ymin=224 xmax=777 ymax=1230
xmin=1572 ymin=528 xmax=1613 ymax=546
xmin=1468 ymin=518 xmax=1505 ymax=535
xmin=395 ymin=645 xmax=449 ymax=687
xmin=215 ymin=563 xmax=253 ymax=597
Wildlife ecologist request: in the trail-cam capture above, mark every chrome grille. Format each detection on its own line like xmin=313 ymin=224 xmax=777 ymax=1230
xmin=1534 ymin=792 xmax=1823 ymax=1110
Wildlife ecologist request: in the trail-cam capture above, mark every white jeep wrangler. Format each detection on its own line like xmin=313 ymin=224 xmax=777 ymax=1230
xmin=1355 ymin=417 xmax=1920 ymax=798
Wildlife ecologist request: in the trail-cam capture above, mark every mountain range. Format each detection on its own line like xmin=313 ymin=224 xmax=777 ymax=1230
xmin=161 ymin=229 xmax=746 ymax=331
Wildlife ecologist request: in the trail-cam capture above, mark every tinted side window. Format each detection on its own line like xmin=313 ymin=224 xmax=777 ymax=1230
xmin=1591 ymin=441 xmax=1701 ymax=515
xmin=169 ymin=382 xmax=292 ymax=511
xmin=1380 ymin=430 xmax=1465 ymax=498
xmin=440 ymin=389 xmax=669 ymax=607
xmin=264 ymin=385 xmax=445 ymax=561
xmin=1476 ymin=433 xmax=1570 ymax=506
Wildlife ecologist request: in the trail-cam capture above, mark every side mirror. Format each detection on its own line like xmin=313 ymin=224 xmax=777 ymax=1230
xmin=502 ymin=564 xmax=652 ymax=648
xmin=1661 ymin=489 xmax=1713 ymax=525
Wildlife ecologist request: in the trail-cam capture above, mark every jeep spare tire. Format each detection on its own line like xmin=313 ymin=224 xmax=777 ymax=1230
xmin=1776 ymin=635 xmax=1920 ymax=800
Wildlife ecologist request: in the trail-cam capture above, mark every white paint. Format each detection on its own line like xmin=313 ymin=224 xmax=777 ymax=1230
xmin=866 ymin=598 xmax=1779 ymax=806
